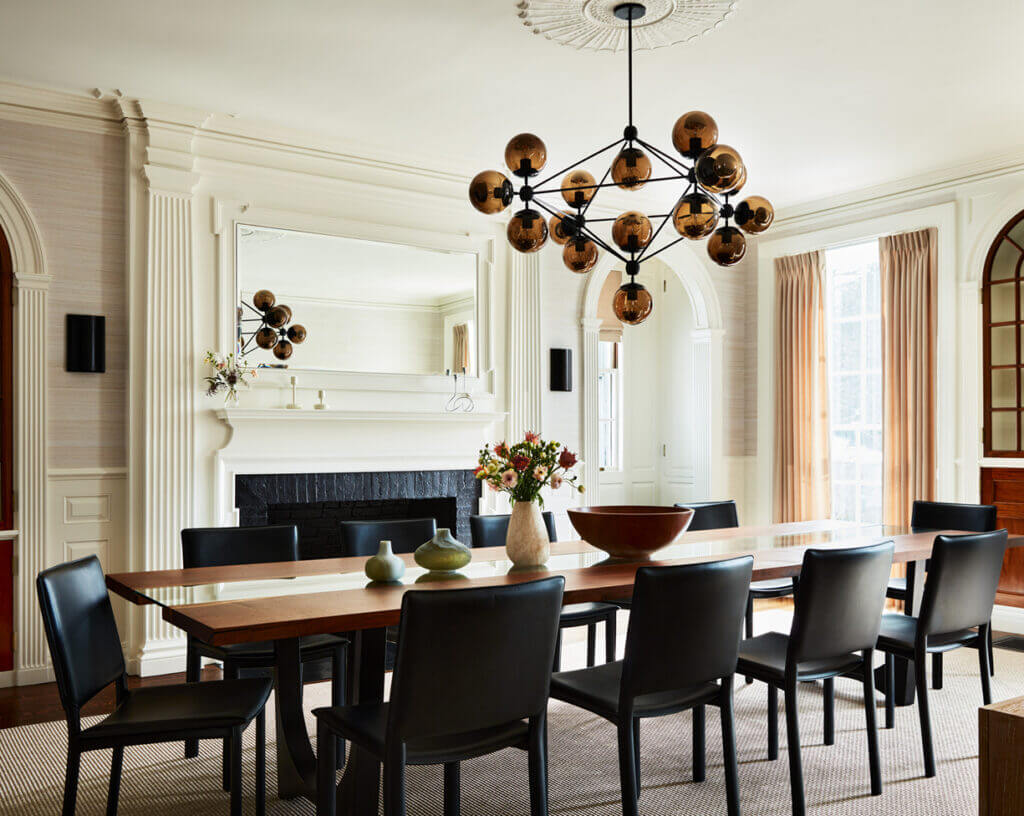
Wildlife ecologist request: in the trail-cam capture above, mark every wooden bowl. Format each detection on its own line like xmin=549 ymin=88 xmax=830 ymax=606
xmin=567 ymin=505 xmax=694 ymax=560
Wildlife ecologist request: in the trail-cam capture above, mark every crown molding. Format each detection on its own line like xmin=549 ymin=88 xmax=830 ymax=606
xmin=0 ymin=79 xmax=121 ymax=135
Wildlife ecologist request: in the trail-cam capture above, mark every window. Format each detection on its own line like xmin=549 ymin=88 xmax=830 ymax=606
xmin=597 ymin=340 xmax=622 ymax=470
xmin=826 ymin=241 xmax=882 ymax=523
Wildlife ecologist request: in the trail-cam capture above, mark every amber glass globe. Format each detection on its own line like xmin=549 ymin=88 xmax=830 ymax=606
xmin=273 ymin=339 xmax=294 ymax=360
xmin=468 ymin=170 xmax=513 ymax=214
xmin=671 ymin=111 xmax=719 ymax=159
xmin=613 ymin=281 xmax=654 ymax=325
xmin=707 ymin=226 xmax=747 ymax=266
xmin=561 ymin=170 xmax=597 ymax=208
xmin=672 ymin=193 xmax=719 ymax=239
xmin=695 ymin=145 xmax=745 ymax=194
xmin=507 ymin=209 xmax=548 ymax=253
xmin=563 ymin=239 xmax=599 ymax=274
xmin=611 ymin=147 xmax=652 ymax=190
xmin=504 ymin=133 xmax=547 ymax=177
xmin=548 ymin=211 xmax=575 ymax=245
xmin=255 ymin=326 xmax=278 ymax=349
xmin=266 ymin=305 xmax=291 ymax=328
xmin=728 ymin=163 xmax=747 ymax=194
xmin=612 ymin=211 xmax=653 ymax=253
xmin=287 ymin=324 xmax=307 ymax=343
xmin=253 ymin=289 xmax=276 ymax=311
xmin=734 ymin=196 xmax=774 ymax=234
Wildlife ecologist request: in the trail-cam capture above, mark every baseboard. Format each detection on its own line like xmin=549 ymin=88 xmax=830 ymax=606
xmin=10 ymin=665 xmax=55 ymax=687
xmin=126 ymin=638 xmax=188 ymax=677
xmin=992 ymin=603 xmax=1024 ymax=636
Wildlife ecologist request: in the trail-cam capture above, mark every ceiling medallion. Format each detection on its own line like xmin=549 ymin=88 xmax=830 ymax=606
xmin=470 ymin=2 xmax=771 ymax=326
xmin=516 ymin=0 xmax=738 ymax=51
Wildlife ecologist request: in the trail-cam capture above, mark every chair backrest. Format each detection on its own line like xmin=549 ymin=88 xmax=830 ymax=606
xmin=36 ymin=556 xmax=125 ymax=714
xmin=788 ymin=541 xmax=894 ymax=664
xmin=388 ymin=577 xmax=565 ymax=741
xmin=918 ymin=531 xmax=1008 ymax=638
xmin=674 ymin=500 xmax=739 ymax=532
xmin=620 ymin=556 xmax=753 ymax=702
xmin=911 ymin=500 xmax=997 ymax=533
xmin=181 ymin=525 xmax=299 ymax=569
xmin=469 ymin=511 xmax=557 ymax=548
xmin=337 ymin=518 xmax=437 ymax=557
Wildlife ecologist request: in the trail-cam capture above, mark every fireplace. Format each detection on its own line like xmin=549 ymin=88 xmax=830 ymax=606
xmin=235 ymin=469 xmax=481 ymax=559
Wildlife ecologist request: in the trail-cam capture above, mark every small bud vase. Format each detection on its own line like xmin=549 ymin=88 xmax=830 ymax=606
xmin=414 ymin=528 xmax=472 ymax=573
xmin=506 ymin=502 xmax=550 ymax=567
xmin=364 ymin=540 xmax=405 ymax=583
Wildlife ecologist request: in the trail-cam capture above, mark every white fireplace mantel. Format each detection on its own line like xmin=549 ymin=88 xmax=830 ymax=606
xmin=216 ymin=408 xmax=507 ymax=425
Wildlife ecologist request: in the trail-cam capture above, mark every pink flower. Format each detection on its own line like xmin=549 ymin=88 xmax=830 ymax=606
xmin=512 ymin=454 xmax=530 ymax=472
xmin=501 ymin=470 xmax=519 ymax=488
xmin=488 ymin=480 xmax=500 ymax=492
xmin=558 ymin=448 xmax=578 ymax=469
xmin=524 ymin=431 xmax=540 ymax=444
xmin=533 ymin=465 xmax=548 ymax=481
xmin=550 ymin=474 xmax=563 ymax=490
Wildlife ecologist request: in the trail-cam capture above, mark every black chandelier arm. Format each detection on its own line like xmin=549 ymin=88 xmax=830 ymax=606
xmin=584 ymin=213 xmax=672 ymax=223
xmin=527 ymin=195 xmax=628 ymax=263
xmin=636 ymin=231 xmax=691 ymax=263
xmin=240 ymin=300 xmax=266 ymax=318
xmin=580 ymin=159 xmax=617 ymax=219
xmin=530 ymin=138 xmax=626 ymax=190
xmin=533 ymin=173 xmax=687 ymax=196
xmin=635 ymin=137 xmax=692 ymax=178
xmin=636 ymin=195 xmax=683 ymax=262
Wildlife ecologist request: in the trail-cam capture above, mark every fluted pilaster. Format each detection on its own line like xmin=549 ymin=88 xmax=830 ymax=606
xmin=507 ymin=253 xmax=543 ymax=440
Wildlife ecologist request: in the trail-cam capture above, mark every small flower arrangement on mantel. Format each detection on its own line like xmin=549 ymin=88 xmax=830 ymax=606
xmin=203 ymin=350 xmax=257 ymax=405
xmin=475 ymin=432 xmax=584 ymax=567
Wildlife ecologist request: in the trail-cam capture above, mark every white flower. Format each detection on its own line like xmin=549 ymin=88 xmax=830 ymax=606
xmin=533 ymin=465 xmax=548 ymax=481
xmin=550 ymin=474 xmax=563 ymax=489
xmin=501 ymin=470 xmax=519 ymax=488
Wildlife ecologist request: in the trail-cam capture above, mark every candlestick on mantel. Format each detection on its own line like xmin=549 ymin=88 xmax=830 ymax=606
xmin=286 ymin=375 xmax=302 ymax=410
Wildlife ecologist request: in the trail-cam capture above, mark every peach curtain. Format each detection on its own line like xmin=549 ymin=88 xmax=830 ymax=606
xmin=452 ymin=323 xmax=469 ymax=373
xmin=774 ymin=250 xmax=831 ymax=522
xmin=880 ymin=228 xmax=937 ymax=526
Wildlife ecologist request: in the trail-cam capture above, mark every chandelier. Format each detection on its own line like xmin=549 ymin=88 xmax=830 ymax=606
xmin=468 ymin=1 xmax=773 ymax=325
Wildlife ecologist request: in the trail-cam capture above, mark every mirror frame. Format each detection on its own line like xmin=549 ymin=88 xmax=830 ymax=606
xmin=214 ymin=200 xmax=497 ymax=395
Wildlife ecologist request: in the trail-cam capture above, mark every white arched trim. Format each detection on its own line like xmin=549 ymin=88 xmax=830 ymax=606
xmin=965 ymin=194 xmax=1024 ymax=283
xmin=0 ymin=170 xmax=51 ymax=685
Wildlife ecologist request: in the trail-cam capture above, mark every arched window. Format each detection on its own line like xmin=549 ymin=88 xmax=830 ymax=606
xmin=983 ymin=209 xmax=1024 ymax=456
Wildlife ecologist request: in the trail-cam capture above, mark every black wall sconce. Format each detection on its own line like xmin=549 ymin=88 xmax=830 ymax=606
xmin=66 ymin=314 xmax=105 ymax=373
xmin=550 ymin=348 xmax=572 ymax=392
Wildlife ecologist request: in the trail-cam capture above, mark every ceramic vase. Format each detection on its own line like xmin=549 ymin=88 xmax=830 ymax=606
xmin=506 ymin=502 xmax=550 ymax=567
xmin=364 ymin=540 xmax=405 ymax=583
xmin=414 ymin=528 xmax=472 ymax=573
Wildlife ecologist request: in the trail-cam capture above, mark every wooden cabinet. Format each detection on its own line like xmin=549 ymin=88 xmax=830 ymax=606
xmin=981 ymin=467 xmax=1024 ymax=608
xmin=980 ymin=696 xmax=1024 ymax=815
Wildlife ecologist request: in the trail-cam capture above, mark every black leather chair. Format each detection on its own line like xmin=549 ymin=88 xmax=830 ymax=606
xmin=471 ymin=511 xmax=619 ymax=669
xmin=676 ymin=500 xmax=797 ymax=683
xmin=338 ymin=517 xmax=437 ymax=556
xmin=181 ymin=525 xmax=348 ymax=768
xmin=737 ymin=541 xmax=894 ymax=816
xmin=314 ymin=577 xmax=565 ymax=816
xmin=887 ymin=500 xmax=999 ymax=686
xmin=550 ymin=557 xmax=752 ymax=816
xmin=37 ymin=556 xmax=272 ymax=816
xmin=876 ymin=530 xmax=1007 ymax=778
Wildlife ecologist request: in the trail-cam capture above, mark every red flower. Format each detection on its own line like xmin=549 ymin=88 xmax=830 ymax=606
xmin=494 ymin=441 xmax=509 ymax=458
xmin=473 ymin=465 xmax=484 ymax=476
xmin=524 ymin=431 xmax=540 ymax=444
xmin=512 ymin=454 xmax=530 ymax=472
xmin=558 ymin=448 xmax=578 ymax=469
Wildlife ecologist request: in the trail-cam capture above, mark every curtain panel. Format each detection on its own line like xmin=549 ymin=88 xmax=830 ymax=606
xmin=452 ymin=323 xmax=470 ymax=373
xmin=880 ymin=227 xmax=937 ymax=526
xmin=774 ymin=250 xmax=832 ymax=522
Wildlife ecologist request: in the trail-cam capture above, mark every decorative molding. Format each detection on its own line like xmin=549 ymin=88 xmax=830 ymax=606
xmin=507 ymin=252 xmax=543 ymax=439
xmin=216 ymin=408 xmax=507 ymax=425
xmin=47 ymin=466 xmax=128 ymax=479
xmin=0 ymin=82 xmax=122 ymax=136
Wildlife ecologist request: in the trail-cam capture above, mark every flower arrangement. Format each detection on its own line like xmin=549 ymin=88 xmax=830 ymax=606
xmin=203 ymin=351 xmax=257 ymax=404
xmin=475 ymin=432 xmax=583 ymax=505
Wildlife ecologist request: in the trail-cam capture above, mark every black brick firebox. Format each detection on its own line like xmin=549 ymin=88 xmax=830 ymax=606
xmin=234 ymin=470 xmax=480 ymax=560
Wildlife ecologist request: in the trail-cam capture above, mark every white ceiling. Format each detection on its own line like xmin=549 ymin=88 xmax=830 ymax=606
xmin=0 ymin=0 xmax=1022 ymax=209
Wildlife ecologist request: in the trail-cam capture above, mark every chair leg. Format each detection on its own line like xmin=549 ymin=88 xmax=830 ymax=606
xmin=552 ymin=631 xmax=563 ymax=673
xmin=106 ymin=746 xmax=124 ymax=816
xmin=744 ymin=594 xmax=754 ymax=684
xmin=988 ymin=625 xmax=996 ymax=677
xmin=823 ymin=678 xmax=835 ymax=746
xmin=383 ymin=745 xmax=407 ymax=816
xmin=586 ymin=623 xmax=597 ymax=668
xmin=605 ymin=611 xmax=617 ymax=664
xmin=222 ymin=661 xmax=238 ymax=791
xmin=527 ymin=715 xmax=549 ymax=816
xmin=861 ymin=649 xmax=882 ymax=796
xmin=632 ymin=717 xmax=641 ymax=793
xmin=62 ymin=745 xmax=81 ymax=816
xmin=316 ymin=717 xmax=337 ymax=816
xmin=616 ymin=718 xmax=640 ymax=816
xmin=884 ymin=652 xmax=895 ymax=730
xmin=784 ymin=677 xmax=806 ymax=816
xmin=767 ymin=683 xmax=779 ymax=760
xmin=720 ymin=680 xmax=740 ymax=816
xmin=255 ymin=710 xmax=266 ymax=816
xmin=914 ymin=647 xmax=936 ymax=778
xmin=444 ymin=762 xmax=460 ymax=816
xmin=332 ymin=646 xmax=346 ymax=769
xmin=230 ymin=726 xmax=243 ymax=816
xmin=185 ymin=637 xmax=201 ymax=757
xmin=692 ymin=705 xmax=706 ymax=783
xmin=979 ymin=624 xmax=993 ymax=706
xmin=932 ymin=652 xmax=943 ymax=690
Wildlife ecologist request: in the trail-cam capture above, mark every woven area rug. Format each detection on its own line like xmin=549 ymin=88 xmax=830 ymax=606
xmin=0 ymin=613 xmax=1015 ymax=815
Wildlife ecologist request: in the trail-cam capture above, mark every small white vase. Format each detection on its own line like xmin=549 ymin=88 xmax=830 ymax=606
xmin=506 ymin=502 xmax=550 ymax=568
xmin=364 ymin=540 xmax=405 ymax=583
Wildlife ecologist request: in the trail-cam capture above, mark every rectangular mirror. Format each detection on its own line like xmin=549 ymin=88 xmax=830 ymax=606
xmin=236 ymin=224 xmax=478 ymax=377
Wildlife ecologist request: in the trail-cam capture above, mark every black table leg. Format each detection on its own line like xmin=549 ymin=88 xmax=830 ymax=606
xmin=274 ymin=637 xmax=317 ymax=799
xmin=874 ymin=558 xmax=925 ymax=706
xmin=337 ymin=627 xmax=387 ymax=815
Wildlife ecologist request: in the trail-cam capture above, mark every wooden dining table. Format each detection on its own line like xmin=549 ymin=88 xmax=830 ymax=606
xmin=105 ymin=520 xmax=1023 ymax=810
